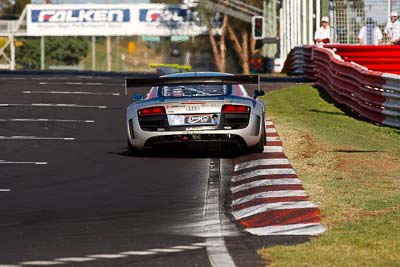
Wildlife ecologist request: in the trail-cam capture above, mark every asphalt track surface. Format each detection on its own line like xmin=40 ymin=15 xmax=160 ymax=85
xmin=0 ymin=74 xmax=308 ymax=267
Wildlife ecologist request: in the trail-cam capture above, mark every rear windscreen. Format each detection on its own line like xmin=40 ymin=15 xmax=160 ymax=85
xmin=160 ymin=84 xmax=231 ymax=97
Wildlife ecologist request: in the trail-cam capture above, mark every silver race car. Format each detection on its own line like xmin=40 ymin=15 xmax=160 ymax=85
xmin=126 ymin=72 xmax=266 ymax=154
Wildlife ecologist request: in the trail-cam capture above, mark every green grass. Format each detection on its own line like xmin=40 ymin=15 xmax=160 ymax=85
xmin=258 ymin=84 xmax=400 ymax=267
xmin=265 ymin=85 xmax=400 ymax=154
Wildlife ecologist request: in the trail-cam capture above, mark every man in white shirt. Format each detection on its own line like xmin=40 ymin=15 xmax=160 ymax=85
xmin=314 ymin=16 xmax=331 ymax=45
xmin=384 ymin=11 xmax=400 ymax=44
xmin=359 ymin=18 xmax=383 ymax=45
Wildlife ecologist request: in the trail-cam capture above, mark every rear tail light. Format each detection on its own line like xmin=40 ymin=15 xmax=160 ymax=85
xmin=138 ymin=106 xmax=166 ymax=116
xmin=221 ymin=105 xmax=250 ymax=113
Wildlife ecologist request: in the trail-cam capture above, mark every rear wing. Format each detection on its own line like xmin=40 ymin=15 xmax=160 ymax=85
xmin=125 ymin=74 xmax=260 ymax=88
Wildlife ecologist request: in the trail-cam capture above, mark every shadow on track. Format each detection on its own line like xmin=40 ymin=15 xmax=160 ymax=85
xmin=110 ymin=146 xmax=245 ymax=159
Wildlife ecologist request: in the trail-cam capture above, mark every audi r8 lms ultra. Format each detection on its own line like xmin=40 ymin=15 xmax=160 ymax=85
xmin=126 ymin=72 xmax=266 ymax=154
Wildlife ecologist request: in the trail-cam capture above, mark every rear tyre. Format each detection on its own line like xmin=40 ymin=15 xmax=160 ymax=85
xmin=127 ymin=138 xmax=141 ymax=156
xmin=249 ymin=120 xmax=266 ymax=153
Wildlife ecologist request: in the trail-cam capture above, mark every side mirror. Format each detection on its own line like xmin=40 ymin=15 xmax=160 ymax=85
xmin=132 ymin=93 xmax=144 ymax=101
xmin=254 ymin=90 xmax=265 ymax=99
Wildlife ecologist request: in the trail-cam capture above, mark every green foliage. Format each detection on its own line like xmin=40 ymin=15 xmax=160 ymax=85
xmin=46 ymin=37 xmax=89 ymax=66
xmin=16 ymin=37 xmax=89 ymax=69
xmin=15 ymin=38 xmax=41 ymax=69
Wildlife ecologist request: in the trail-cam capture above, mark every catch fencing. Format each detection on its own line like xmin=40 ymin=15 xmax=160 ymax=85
xmin=282 ymin=45 xmax=400 ymax=129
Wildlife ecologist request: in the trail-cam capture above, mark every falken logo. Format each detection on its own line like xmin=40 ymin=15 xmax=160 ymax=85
xmin=31 ymin=9 xmax=130 ymax=23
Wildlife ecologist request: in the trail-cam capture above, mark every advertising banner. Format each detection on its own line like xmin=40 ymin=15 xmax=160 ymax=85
xmin=26 ymin=4 xmax=208 ymax=36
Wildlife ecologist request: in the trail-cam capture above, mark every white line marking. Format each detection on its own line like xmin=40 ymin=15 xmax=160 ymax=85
xmin=39 ymin=82 xmax=123 ymax=86
xmin=55 ymin=257 xmax=95 ymax=262
xmin=0 ymin=103 xmax=108 ymax=109
xmin=235 ymin=159 xmax=290 ymax=171
xmin=263 ymin=146 xmax=284 ymax=153
xmin=266 ymin=128 xmax=277 ymax=133
xmin=0 ymin=136 xmax=75 ymax=141
xmin=205 ymin=159 xmax=236 ymax=267
xmin=87 ymin=254 xmax=127 ymax=259
xmin=0 ymin=160 xmax=48 ymax=165
xmin=119 ymin=251 xmax=157 ymax=256
xmin=231 ymin=178 xmax=303 ymax=194
xmin=232 ymin=201 xmax=318 ymax=220
xmin=2 ymin=243 xmax=204 ymax=266
xmin=266 ymin=136 xmax=281 ymax=142
xmin=0 ymin=119 xmax=94 ymax=123
xmin=192 ymin=242 xmax=208 ymax=246
xmin=232 ymin=168 xmax=296 ymax=182
xmin=232 ymin=190 xmax=307 ymax=206
xmin=171 ymin=246 xmax=202 ymax=250
xmin=266 ymin=121 xmax=274 ymax=126
xmin=0 ymin=189 xmax=11 ymax=192
xmin=0 ymin=77 xmax=25 ymax=80
xmin=23 ymin=91 xmax=120 ymax=96
xmin=148 ymin=248 xmax=183 ymax=253
xmin=19 ymin=261 xmax=64 ymax=265
xmin=246 ymin=223 xmax=326 ymax=236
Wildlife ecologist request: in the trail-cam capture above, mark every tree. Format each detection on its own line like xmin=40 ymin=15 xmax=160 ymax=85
xmin=199 ymin=0 xmax=262 ymax=74
xmin=0 ymin=0 xmax=29 ymax=17
xmin=16 ymin=37 xmax=89 ymax=69
xmin=209 ymin=15 xmax=228 ymax=72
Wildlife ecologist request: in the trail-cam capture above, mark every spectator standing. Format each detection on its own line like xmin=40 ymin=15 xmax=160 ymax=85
xmin=384 ymin=11 xmax=400 ymax=44
xmin=314 ymin=16 xmax=330 ymax=45
xmin=358 ymin=18 xmax=383 ymax=45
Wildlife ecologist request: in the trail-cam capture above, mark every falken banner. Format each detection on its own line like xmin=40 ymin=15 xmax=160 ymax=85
xmin=26 ymin=4 xmax=207 ymax=36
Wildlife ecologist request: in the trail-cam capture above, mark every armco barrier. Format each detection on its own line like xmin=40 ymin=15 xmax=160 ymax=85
xmin=324 ymin=45 xmax=400 ymax=75
xmin=283 ymin=45 xmax=400 ymax=128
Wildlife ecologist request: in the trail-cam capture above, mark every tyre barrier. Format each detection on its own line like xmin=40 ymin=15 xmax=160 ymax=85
xmin=283 ymin=45 xmax=400 ymax=129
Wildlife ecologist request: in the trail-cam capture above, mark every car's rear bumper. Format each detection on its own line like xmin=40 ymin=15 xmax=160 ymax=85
xmin=127 ymin=113 xmax=264 ymax=151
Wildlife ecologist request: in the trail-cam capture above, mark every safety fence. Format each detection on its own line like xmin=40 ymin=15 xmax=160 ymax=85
xmin=282 ymin=45 xmax=400 ymax=129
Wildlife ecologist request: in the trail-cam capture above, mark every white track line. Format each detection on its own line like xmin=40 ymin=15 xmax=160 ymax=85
xmin=39 ymin=82 xmax=124 ymax=86
xmin=231 ymin=178 xmax=303 ymax=194
xmin=266 ymin=128 xmax=277 ymax=133
xmin=148 ymin=248 xmax=183 ymax=253
xmin=172 ymin=245 xmax=202 ymax=250
xmin=55 ymin=257 xmax=95 ymax=263
xmin=235 ymin=159 xmax=290 ymax=171
xmin=119 ymin=251 xmax=157 ymax=256
xmin=19 ymin=261 xmax=64 ymax=265
xmin=246 ymin=223 xmax=326 ymax=236
xmin=205 ymin=160 xmax=236 ymax=267
xmin=0 ymin=160 xmax=47 ymax=165
xmin=232 ymin=201 xmax=318 ymax=220
xmin=0 ymin=136 xmax=75 ymax=141
xmin=0 ymin=189 xmax=11 ymax=192
xmin=232 ymin=190 xmax=307 ymax=206
xmin=87 ymin=254 xmax=127 ymax=259
xmin=266 ymin=136 xmax=281 ymax=142
xmin=23 ymin=91 xmax=120 ymax=96
xmin=263 ymin=146 xmax=284 ymax=153
xmin=232 ymin=168 xmax=296 ymax=182
xmin=0 ymin=119 xmax=94 ymax=123
xmin=0 ymin=103 xmax=108 ymax=109
xmin=3 ymin=244 xmax=204 ymax=267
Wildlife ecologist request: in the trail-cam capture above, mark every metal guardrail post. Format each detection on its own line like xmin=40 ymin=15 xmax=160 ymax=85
xmin=9 ymin=34 xmax=15 ymax=70
xmin=41 ymin=36 xmax=45 ymax=70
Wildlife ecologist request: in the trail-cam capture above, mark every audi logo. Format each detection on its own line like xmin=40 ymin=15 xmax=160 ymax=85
xmin=186 ymin=106 xmax=200 ymax=111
